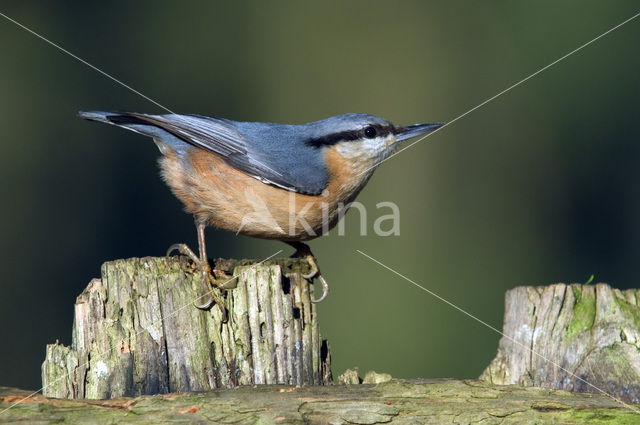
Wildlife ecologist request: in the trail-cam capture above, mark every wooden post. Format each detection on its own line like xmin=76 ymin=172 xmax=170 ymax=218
xmin=42 ymin=256 xmax=331 ymax=399
xmin=2 ymin=379 xmax=637 ymax=423
xmin=481 ymin=283 xmax=640 ymax=403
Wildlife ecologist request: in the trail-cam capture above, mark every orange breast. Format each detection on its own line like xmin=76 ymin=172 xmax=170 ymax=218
xmin=158 ymin=145 xmax=373 ymax=241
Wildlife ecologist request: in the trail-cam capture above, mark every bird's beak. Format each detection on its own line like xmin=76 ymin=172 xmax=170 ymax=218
xmin=395 ymin=123 xmax=445 ymax=142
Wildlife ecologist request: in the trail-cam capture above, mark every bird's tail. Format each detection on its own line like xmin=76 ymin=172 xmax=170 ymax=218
xmin=78 ymin=110 xmax=185 ymax=146
xmin=78 ymin=110 xmax=156 ymax=132
xmin=78 ymin=110 xmax=115 ymax=124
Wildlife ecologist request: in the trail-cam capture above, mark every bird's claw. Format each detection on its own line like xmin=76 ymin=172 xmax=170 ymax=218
xmin=166 ymin=243 xmax=200 ymax=264
xmin=287 ymin=242 xmax=331 ymax=303
xmin=167 ymin=242 xmax=228 ymax=321
xmin=194 ymin=272 xmax=228 ymax=321
xmin=194 ymin=292 xmax=215 ymax=310
xmin=299 ymin=253 xmax=329 ymax=303
xmin=194 ymin=274 xmax=228 ymax=321
xmin=301 ymin=254 xmax=319 ymax=280
xmin=312 ymin=274 xmax=329 ymax=303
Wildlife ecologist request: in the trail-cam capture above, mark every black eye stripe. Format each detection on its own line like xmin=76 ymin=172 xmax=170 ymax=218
xmin=306 ymin=124 xmax=393 ymax=147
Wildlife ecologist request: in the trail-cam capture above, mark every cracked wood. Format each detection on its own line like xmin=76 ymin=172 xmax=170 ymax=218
xmin=41 ymin=256 xmax=331 ymax=399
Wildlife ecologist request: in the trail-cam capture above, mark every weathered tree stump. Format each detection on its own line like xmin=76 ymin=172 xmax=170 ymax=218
xmin=2 ymin=379 xmax=638 ymax=424
xmin=481 ymin=283 xmax=640 ymax=403
xmin=42 ymin=256 xmax=331 ymax=399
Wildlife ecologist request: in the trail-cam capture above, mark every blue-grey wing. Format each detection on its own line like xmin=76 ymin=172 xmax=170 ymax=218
xmin=78 ymin=111 xmax=328 ymax=195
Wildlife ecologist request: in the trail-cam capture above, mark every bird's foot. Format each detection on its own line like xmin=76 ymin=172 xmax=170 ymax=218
xmin=167 ymin=243 xmax=200 ymax=264
xmin=166 ymin=243 xmax=228 ymax=320
xmin=310 ymin=273 xmax=330 ymax=303
xmin=289 ymin=243 xmax=330 ymax=303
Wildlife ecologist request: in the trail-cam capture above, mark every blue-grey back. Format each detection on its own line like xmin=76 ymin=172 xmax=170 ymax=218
xmin=79 ymin=111 xmax=389 ymax=195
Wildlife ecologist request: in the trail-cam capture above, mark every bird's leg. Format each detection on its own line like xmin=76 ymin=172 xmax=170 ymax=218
xmin=286 ymin=242 xmax=329 ymax=303
xmin=167 ymin=221 xmax=227 ymax=320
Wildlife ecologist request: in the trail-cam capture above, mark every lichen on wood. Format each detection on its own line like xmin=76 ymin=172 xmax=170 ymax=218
xmin=481 ymin=283 xmax=640 ymax=403
xmin=3 ymin=379 xmax=639 ymax=424
xmin=41 ymin=256 xmax=331 ymax=399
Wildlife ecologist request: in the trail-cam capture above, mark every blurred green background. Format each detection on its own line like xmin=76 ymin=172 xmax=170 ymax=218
xmin=1 ymin=1 xmax=639 ymax=391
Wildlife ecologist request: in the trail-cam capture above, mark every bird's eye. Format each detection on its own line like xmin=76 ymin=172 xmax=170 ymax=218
xmin=364 ymin=126 xmax=377 ymax=139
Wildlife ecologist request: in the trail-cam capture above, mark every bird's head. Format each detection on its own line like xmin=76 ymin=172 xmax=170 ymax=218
xmin=304 ymin=113 xmax=443 ymax=174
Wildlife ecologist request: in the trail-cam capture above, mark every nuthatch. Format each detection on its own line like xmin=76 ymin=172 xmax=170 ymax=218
xmin=79 ymin=111 xmax=443 ymax=314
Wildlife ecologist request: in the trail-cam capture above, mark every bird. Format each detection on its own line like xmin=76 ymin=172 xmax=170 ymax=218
xmin=79 ymin=111 xmax=443 ymax=316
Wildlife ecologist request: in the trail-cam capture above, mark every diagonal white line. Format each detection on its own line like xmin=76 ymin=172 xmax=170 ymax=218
xmin=356 ymin=249 xmax=640 ymax=415
xmin=0 ymin=11 xmax=285 ymax=179
xmin=0 ymin=17 xmax=288 ymax=414
xmin=0 ymin=12 xmax=175 ymax=114
xmin=358 ymin=10 xmax=640 ymax=178
xmin=0 ymin=250 xmax=282 ymax=415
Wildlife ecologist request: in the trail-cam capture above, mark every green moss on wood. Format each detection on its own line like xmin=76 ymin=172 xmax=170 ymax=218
xmin=558 ymin=409 xmax=640 ymax=425
xmin=565 ymin=285 xmax=596 ymax=339
xmin=615 ymin=295 xmax=640 ymax=332
xmin=3 ymin=380 xmax=639 ymax=424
